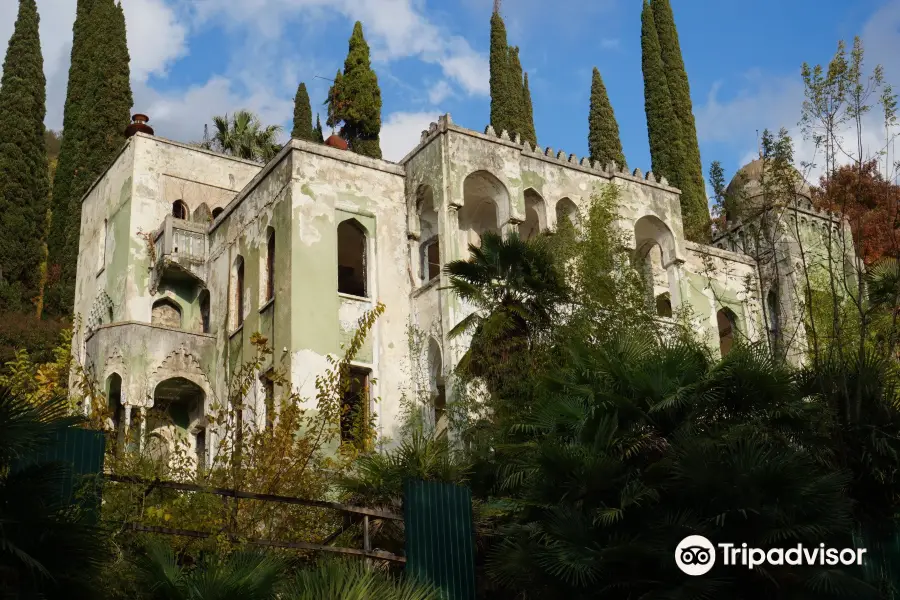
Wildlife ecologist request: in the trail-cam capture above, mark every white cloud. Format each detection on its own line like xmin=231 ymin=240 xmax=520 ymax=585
xmin=380 ymin=111 xmax=440 ymax=162
xmin=188 ymin=0 xmax=489 ymax=97
xmin=121 ymin=0 xmax=189 ymax=83
xmin=428 ymin=80 xmax=452 ymax=105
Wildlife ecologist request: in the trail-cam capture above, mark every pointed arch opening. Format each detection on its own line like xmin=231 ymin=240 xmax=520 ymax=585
xmin=172 ymin=200 xmax=188 ymax=220
xmin=519 ymin=188 xmax=546 ymax=241
xmin=212 ymin=207 xmax=224 ymax=219
xmin=150 ymin=377 xmax=206 ymax=469
xmin=337 ymin=219 xmax=368 ymax=297
xmin=199 ymin=289 xmax=210 ymax=334
xmin=428 ymin=338 xmax=447 ymax=436
xmin=717 ymin=307 xmax=738 ymax=358
xmin=263 ymin=226 xmax=276 ymax=303
xmin=460 ymin=171 xmax=505 ymax=251
xmin=106 ymin=373 xmax=125 ymax=451
xmin=655 ymin=292 xmax=673 ymax=318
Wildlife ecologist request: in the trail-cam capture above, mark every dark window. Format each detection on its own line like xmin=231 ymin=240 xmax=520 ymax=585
xmin=173 ymin=200 xmax=188 ymax=220
xmin=199 ymin=290 xmax=210 ymax=334
xmin=263 ymin=375 xmax=275 ymax=432
xmin=212 ymin=207 xmax=224 ymax=218
xmin=234 ymin=256 xmax=245 ymax=328
xmin=340 ymin=368 xmax=369 ymax=445
xmin=655 ymin=293 xmax=672 ymax=318
xmin=422 ymin=237 xmax=440 ymax=281
xmin=195 ymin=429 xmax=206 ymax=471
xmin=266 ymin=228 xmax=275 ymax=302
xmin=337 ymin=220 xmax=367 ymax=297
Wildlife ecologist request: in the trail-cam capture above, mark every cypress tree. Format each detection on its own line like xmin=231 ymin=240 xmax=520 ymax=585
xmin=48 ymin=0 xmax=132 ymax=313
xmin=522 ymin=72 xmax=537 ymax=146
xmin=333 ymin=22 xmax=382 ymax=159
xmin=46 ymin=0 xmax=95 ymax=312
xmin=314 ymin=114 xmax=324 ymax=143
xmin=508 ymin=46 xmax=525 ymax=138
xmin=291 ymin=82 xmax=314 ymax=141
xmin=489 ymin=9 xmax=515 ymax=135
xmin=641 ymin=2 xmax=682 ymax=195
xmin=588 ymin=67 xmax=626 ymax=170
xmin=652 ymin=0 xmax=710 ymax=240
xmin=0 ymin=0 xmax=49 ymax=311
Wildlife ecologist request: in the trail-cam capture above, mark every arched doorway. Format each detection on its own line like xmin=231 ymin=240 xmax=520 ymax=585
xmin=149 ymin=377 xmax=206 ymax=469
xmin=555 ymin=197 xmax=580 ymax=231
xmin=428 ymin=338 xmax=447 ymax=436
xmin=106 ymin=373 xmax=125 ymax=451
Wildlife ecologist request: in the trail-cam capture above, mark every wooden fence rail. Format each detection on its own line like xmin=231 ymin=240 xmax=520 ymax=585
xmin=105 ymin=474 xmax=405 ymax=563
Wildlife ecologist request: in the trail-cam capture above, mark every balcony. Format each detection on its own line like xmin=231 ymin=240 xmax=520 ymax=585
xmin=150 ymin=215 xmax=208 ymax=293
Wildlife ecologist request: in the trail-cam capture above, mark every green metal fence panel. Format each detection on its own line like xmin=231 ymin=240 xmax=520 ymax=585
xmin=12 ymin=427 xmax=106 ymax=516
xmin=404 ymin=479 xmax=476 ymax=600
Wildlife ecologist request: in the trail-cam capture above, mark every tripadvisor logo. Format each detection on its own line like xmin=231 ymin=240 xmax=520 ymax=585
xmin=675 ymin=535 xmax=867 ymax=576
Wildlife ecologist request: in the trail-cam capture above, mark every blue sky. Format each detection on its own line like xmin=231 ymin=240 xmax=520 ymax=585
xmin=2 ymin=0 xmax=899 ymax=187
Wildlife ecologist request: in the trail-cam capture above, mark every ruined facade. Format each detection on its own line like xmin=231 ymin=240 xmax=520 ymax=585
xmin=73 ymin=114 xmax=853 ymax=467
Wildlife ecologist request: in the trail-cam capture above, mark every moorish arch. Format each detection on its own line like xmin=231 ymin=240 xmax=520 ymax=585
xmin=519 ymin=188 xmax=547 ymax=241
xmin=459 ymin=170 xmax=507 ymax=251
xmin=555 ymin=197 xmax=580 ymax=231
xmin=633 ymin=214 xmax=681 ymax=312
xmin=147 ymin=345 xmax=212 ymax=409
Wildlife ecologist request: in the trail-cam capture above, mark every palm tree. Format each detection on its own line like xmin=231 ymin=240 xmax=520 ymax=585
xmin=0 ymin=388 xmax=109 ymax=599
xmin=445 ymin=232 xmax=568 ymax=410
xmin=281 ymin=558 xmax=438 ymax=600
xmin=132 ymin=541 xmax=282 ymax=600
xmin=484 ymin=337 xmax=879 ymax=599
xmin=204 ymin=110 xmax=283 ymax=163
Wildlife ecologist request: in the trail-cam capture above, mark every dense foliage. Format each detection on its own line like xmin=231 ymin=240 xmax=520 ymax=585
xmin=587 ymin=67 xmax=626 ymax=170
xmin=0 ymin=0 xmax=50 ymax=314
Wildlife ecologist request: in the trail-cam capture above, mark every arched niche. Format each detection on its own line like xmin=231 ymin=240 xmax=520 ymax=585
xmin=198 ymin=289 xmax=210 ymax=334
xmin=717 ymin=307 xmax=739 ymax=358
xmin=231 ymin=256 xmax=245 ymax=329
xmin=337 ymin=218 xmax=368 ymax=298
xmin=634 ymin=214 xmax=677 ymax=266
xmin=519 ymin=188 xmax=546 ymax=241
xmin=655 ymin=292 xmax=673 ymax=318
xmin=212 ymin=207 xmax=224 ymax=219
xmin=151 ymin=297 xmax=182 ymax=329
xmin=460 ymin=171 xmax=506 ymax=251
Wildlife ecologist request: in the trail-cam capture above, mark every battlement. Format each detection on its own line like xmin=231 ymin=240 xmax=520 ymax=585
xmin=403 ymin=113 xmax=680 ymax=194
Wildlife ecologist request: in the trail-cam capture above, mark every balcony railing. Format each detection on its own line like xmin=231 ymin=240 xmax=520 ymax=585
xmin=151 ymin=215 xmax=208 ymax=291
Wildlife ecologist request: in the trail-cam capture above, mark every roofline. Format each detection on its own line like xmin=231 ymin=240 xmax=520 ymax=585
xmin=208 ymin=138 xmax=405 ymax=234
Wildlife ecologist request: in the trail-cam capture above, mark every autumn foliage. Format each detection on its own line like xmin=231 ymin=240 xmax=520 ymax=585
xmin=811 ymin=159 xmax=900 ymax=264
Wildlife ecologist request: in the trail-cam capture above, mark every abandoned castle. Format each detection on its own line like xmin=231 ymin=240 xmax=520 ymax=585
xmin=72 ymin=113 xmax=857 ymax=466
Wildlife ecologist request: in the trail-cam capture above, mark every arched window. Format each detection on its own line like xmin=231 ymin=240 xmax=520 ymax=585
xmin=337 ymin=219 xmax=367 ymax=297
xmin=767 ymin=289 xmax=780 ymax=335
xmin=232 ymin=256 xmax=245 ymax=329
xmin=151 ymin=298 xmax=182 ymax=329
xmin=519 ymin=188 xmax=546 ymax=241
xmin=199 ymin=289 xmax=210 ymax=334
xmin=717 ymin=308 xmax=738 ymax=358
xmin=172 ymin=200 xmax=188 ymax=220
xmin=460 ymin=171 xmax=504 ymax=250
xmin=212 ymin=207 xmax=224 ymax=219
xmin=264 ymin=227 xmax=275 ymax=302
xmin=656 ymin=292 xmax=672 ymax=318
xmin=107 ymin=373 xmax=124 ymax=452
xmin=556 ymin=197 xmax=580 ymax=230
xmin=421 ymin=237 xmax=440 ymax=281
